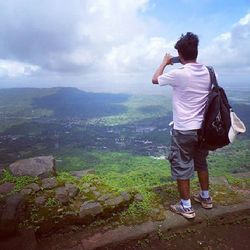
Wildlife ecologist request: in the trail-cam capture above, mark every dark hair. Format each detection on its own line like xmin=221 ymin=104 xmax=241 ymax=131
xmin=174 ymin=32 xmax=199 ymax=60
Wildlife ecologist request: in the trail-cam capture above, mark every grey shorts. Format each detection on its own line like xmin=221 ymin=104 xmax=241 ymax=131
xmin=168 ymin=129 xmax=209 ymax=180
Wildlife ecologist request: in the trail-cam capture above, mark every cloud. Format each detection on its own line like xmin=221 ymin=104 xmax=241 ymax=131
xmin=200 ymin=12 xmax=250 ymax=74
xmin=103 ymin=36 xmax=174 ymax=73
xmin=0 ymin=59 xmax=39 ymax=78
xmin=0 ymin=1 xmax=249 ymax=92
xmin=0 ymin=0 xmax=155 ymax=76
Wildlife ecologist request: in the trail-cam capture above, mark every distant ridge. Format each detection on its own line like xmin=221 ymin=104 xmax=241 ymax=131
xmin=0 ymin=87 xmax=130 ymax=120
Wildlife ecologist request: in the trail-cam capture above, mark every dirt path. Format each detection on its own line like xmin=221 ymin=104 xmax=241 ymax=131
xmin=105 ymin=209 xmax=250 ymax=250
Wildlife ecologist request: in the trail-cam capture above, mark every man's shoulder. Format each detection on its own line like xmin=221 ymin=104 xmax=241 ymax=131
xmin=168 ymin=66 xmax=185 ymax=75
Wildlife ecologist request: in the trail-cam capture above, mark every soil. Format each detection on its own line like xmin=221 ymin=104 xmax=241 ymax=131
xmin=103 ymin=209 xmax=250 ymax=250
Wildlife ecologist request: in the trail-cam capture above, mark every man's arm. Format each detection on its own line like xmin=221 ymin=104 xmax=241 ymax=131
xmin=152 ymin=53 xmax=172 ymax=84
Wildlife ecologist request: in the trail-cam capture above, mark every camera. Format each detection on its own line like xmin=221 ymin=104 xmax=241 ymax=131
xmin=171 ymin=56 xmax=180 ymax=64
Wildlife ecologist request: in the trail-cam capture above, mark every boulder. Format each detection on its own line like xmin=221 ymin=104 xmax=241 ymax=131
xmin=25 ymin=183 xmax=40 ymax=193
xmin=0 ymin=193 xmax=25 ymax=237
xmin=0 ymin=168 xmax=4 ymax=177
xmin=79 ymin=201 xmax=103 ymax=218
xmin=82 ymin=188 xmax=90 ymax=194
xmin=35 ymin=196 xmax=46 ymax=205
xmin=9 ymin=156 xmax=56 ymax=178
xmin=0 ymin=229 xmax=37 ymax=250
xmin=93 ymin=191 xmax=101 ymax=198
xmin=65 ymin=183 xmax=79 ymax=198
xmin=70 ymin=169 xmax=95 ymax=178
xmin=97 ymin=194 xmax=112 ymax=202
xmin=41 ymin=177 xmax=57 ymax=189
xmin=55 ymin=187 xmax=70 ymax=205
xmin=0 ymin=182 xmax=15 ymax=195
xmin=134 ymin=193 xmax=144 ymax=202
xmin=105 ymin=196 xmax=124 ymax=207
xmin=82 ymin=183 xmax=91 ymax=188
xmin=20 ymin=188 xmax=32 ymax=195
xmin=210 ymin=176 xmax=230 ymax=188
xmin=120 ymin=191 xmax=131 ymax=201
xmin=55 ymin=183 xmax=79 ymax=205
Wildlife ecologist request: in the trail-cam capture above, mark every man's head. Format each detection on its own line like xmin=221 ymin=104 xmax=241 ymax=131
xmin=174 ymin=32 xmax=199 ymax=61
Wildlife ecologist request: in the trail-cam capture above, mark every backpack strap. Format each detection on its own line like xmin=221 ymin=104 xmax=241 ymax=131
xmin=206 ymin=66 xmax=219 ymax=88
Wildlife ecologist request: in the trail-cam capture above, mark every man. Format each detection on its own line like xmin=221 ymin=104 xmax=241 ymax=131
xmin=152 ymin=32 xmax=213 ymax=219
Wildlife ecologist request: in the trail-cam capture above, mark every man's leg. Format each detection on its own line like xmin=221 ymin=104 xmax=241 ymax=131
xmin=170 ymin=178 xmax=195 ymax=218
xmin=194 ymin=167 xmax=213 ymax=209
xmin=197 ymin=169 xmax=209 ymax=191
xmin=168 ymin=130 xmax=196 ymax=218
xmin=177 ymin=179 xmax=190 ymax=200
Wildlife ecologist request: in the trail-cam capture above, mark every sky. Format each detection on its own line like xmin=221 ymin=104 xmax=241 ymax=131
xmin=0 ymin=0 xmax=250 ymax=94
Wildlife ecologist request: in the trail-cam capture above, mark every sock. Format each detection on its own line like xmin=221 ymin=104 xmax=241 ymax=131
xmin=181 ymin=199 xmax=191 ymax=208
xmin=200 ymin=190 xmax=209 ymax=199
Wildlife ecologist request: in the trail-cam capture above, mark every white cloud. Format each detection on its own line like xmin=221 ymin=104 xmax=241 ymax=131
xmin=0 ymin=60 xmax=39 ymax=78
xmin=239 ymin=13 xmax=250 ymax=25
xmin=0 ymin=1 xmax=249 ymax=91
xmin=200 ymin=12 xmax=250 ymax=74
xmin=0 ymin=0 xmax=157 ymax=75
xmin=104 ymin=36 xmax=174 ymax=73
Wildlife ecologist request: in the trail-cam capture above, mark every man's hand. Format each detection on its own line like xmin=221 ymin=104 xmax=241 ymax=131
xmin=161 ymin=53 xmax=173 ymax=67
xmin=152 ymin=53 xmax=173 ymax=84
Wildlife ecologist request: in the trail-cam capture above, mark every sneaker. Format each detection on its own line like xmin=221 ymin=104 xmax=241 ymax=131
xmin=193 ymin=193 xmax=213 ymax=209
xmin=169 ymin=202 xmax=196 ymax=219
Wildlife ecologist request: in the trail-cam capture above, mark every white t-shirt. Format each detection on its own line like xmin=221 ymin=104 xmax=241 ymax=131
xmin=158 ymin=63 xmax=211 ymax=131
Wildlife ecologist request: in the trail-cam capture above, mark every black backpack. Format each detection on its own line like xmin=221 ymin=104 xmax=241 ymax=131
xmin=199 ymin=66 xmax=232 ymax=150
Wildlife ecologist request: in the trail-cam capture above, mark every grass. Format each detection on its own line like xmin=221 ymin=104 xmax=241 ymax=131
xmin=88 ymin=94 xmax=172 ymax=126
xmin=0 ymin=169 xmax=38 ymax=192
xmin=1 ymin=139 xmax=250 ymax=226
xmin=54 ymin=140 xmax=250 ymax=224
xmin=207 ymin=139 xmax=250 ymax=176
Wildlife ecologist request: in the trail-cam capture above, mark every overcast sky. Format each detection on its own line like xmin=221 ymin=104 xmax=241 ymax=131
xmin=0 ymin=0 xmax=249 ymax=94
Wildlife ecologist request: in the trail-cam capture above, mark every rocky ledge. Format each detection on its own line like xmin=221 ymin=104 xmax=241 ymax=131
xmin=0 ymin=156 xmax=142 ymax=238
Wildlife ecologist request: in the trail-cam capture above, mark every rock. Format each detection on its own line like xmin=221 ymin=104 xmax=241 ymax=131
xmin=81 ymin=194 xmax=87 ymax=200
xmin=20 ymin=188 xmax=32 ymax=195
xmin=0 ymin=168 xmax=4 ymax=177
xmin=149 ymin=208 xmax=160 ymax=218
xmin=79 ymin=201 xmax=103 ymax=218
xmin=82 ymin=188 xmax=90 ymax=194
xmin=9 ymin=155 xmax=56 ymax=178
xmin=55 ymin=184 xmax=79 ymax=204
xmin=105 ymin=196 xmax=124 ymax=207
xmin=120 ymin=191 xmax=131 ymax=201
xmin=93 ymin=191 xmax=101 ymax=198
xmin=232 ymin=172 xmax=250 ymax=178
xmin=65 ymin=211 xmax=78 ymax=217
xmin=82 ymin=183 xmax=91 ymax=188
xmin=55 ymin=187 xmax=70 ymax=205
xmin=25 ymin=183 xmax=40 ymax=193
xmin=210 ymin=176 xmax=230 ymax=188
xmin=0 ymin=193 xmax=25 ymax=237
xmin=134 ymin=193 xmax=144 ymax=202
xmin=42 ymin=177 xmax=57 ymax=189
xmin=65 ymin=183 xmax=79 ymax=198
xmin=98 ymin=194 xmax=111 ymax=202
xmin=71 ymin=169 xmax=96 ymax=178
xmin=0 ymin=229 xmax=37 ymax=250
xmin=0 ymin=182 xmax=15 ymax=194
xmin=35 ymin=196 xmax=46 ymax=205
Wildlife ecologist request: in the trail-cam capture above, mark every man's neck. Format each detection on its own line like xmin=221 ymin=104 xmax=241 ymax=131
xmin=183 ymin=60 xmax=197 ymax=64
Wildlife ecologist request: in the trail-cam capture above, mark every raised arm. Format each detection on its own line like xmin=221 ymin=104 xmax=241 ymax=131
xmin=152 ymin=53 xmax=172 ymax=84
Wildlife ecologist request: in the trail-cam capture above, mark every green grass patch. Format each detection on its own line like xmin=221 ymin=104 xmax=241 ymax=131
xmin=225 ymin=174 xmax=250 ymax=190
xmin=0 ymin=169 xmax=38 ymax=192
xmin=88 ymin=94 xmax=172 ymax=126
xmin=207 ymin=139 xmax=250 ymax=176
